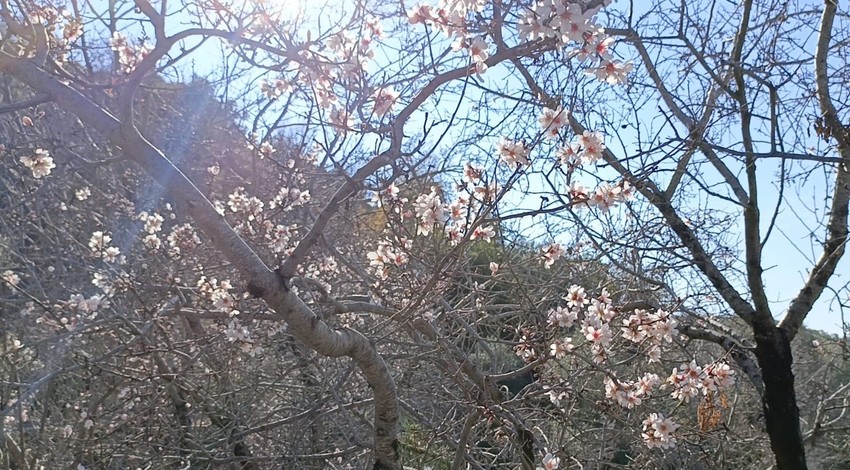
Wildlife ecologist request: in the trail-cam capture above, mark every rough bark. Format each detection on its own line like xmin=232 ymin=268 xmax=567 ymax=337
xmin=753 ymin=326 xmax=807 ymax=470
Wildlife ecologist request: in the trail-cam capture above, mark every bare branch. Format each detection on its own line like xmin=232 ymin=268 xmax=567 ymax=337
xmin=780 ymin=0 xmax=850 ymax=340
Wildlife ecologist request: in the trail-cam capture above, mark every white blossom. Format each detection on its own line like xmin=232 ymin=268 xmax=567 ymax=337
xmin=20 ymin=148 xmax=55 ymax=178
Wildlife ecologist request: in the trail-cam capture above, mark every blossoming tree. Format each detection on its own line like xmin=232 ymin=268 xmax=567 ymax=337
xmin=1 ymin=0 xmax=848 ymax=469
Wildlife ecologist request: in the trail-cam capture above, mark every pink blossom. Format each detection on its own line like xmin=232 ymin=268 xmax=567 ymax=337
xmin=538 ymin=106 xmax=568 ymax=139
xmin=547 ymin=306 xmax=578 ymax=328
xmin=463 ymin=162 xmax=484 ymax=184
xmin=542 ymin=243 xmax=564 ymax=268
xmin=407 ymin=4 xmax=434 ymax=24
xmin=471 ymin=225 xmax=496 ymax=242
xmin=564 ymin=285 xmax=589 ymax=308
xmin=496 ymin=138 xmax=530 ymax=168
xmin=577 ymin=130 xmax=606 ymax=163
xmin=549 ymin=338 xmax=573 ymax=358
xmin=372 ymin=87 xmax=399 ymax=116
xmin=641 ymin=413 xmax=679 ymax=449
xmin=541 ymin=452 xmax=560 ymax=470
xmin=588 ymin=59 xmax=634 ymax=85
xmin=584 ymin=323 xmax=613 ymax=348
xmin=556 ymin=143 xmax=581 ymax=165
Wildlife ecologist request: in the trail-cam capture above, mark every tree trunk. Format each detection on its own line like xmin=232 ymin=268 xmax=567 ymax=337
xmin=753 ymin=325 xmax=807 ymax=470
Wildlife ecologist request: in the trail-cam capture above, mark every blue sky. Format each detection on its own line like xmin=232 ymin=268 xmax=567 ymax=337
xmin=107 ymin=0 xmax=847 ymax=334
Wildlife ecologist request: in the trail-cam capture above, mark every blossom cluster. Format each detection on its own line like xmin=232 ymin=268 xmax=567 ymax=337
xmin=138 ymin=211 xmax=165 ymax=250
xmin=539 ymin=452 xmax=560 ymax=470
xmin=17 ymin=6 xmax=83 ymax=63
xmin=372 ymin=87 xmax=400 ymax=116
xmin=667 ymin=360 xmax=735 ymax=403
xmin=497 ymin=138 xmax=531 ymax=168
xmin=2 ymin=270 xmax=21 ymax=287
xmin=541 ymin=242 xmax=565 ymax=268
xmin=554 ymin=129 xmax=605 ymax=165
xmin=569 ymin=180 xmax=634 ymax=212
xmin=109 ymin=32 xmax=153 ymax=74
xmin=303 ymin=256 xmax=340 ymax=279
xmin=414 ymin=188 xmax=447 ymax=236
xmin=518 ymin=1 xmax=633 ymax=85
xmin=20 ymin=148 xmax=55 ymax=178
xmin=367 ymin=177 xmax=497 ymax=272
xmin=451 ymin=36 xmax=490 ymax=73
xmin=367 ymin=238 xmax=411 ymax=280
xmin=66 ymin=293 xmax=109 ymax=320
xmin=329 ymin=108 xmax=356 ymax=131
xmin=604 ymin=372 xmax=661 ymax=409
xmin=470 ymin=224 xmax=496 ymax=242
xmin=259 ymin=141 xmax=275 ymax=158
xmin=255 ymin=13 xmax=389 ymax=124
xmin=370 ymin=183 xmax=408 ymax=211
xmin=408 ymin=1 xmax=492 ymax=73
xmin=534 ymin=286 xmax=621 ymax=364
xmin=91 ymin=272 xmax=117 ymax=296
xmin=224 ymin=318 xmax=263 ymax=356
xmin=3 ymin=398 xmax=28 ymax=427
xmin=407 ymin=1 xmax=488 ymax=38
xmin=537 ymin=285 xmax=738 ymax=450
xmin=495 ymin=120 xmax=632 ymax=212
xmin=641 ymin=413 xmax=680 ymax=449
xmin=197 ymin=276 xmax=238 ymax=315
xmin=328 ymin=15 xmax=384 ymax=63
xmin=88 ymin=231 xmax=122 ymax=264
xmin=228 ymin=187 xmax=265 ymax=221
xmin=620 ymin=308 xmax=678 ymax=362
xmin=166 ymin=223 xmax=201 ymax=257
xmin=302 ymin=66 xmax=340 ymax=109
xmin=538 ymin=107 xmax=569 ymax=139
xmin=260 ymin=79 xmax=292 ymax=99
xmin=207 ymin=180 xmax=312 ymax=257
xmin=75 ymin=187 xmax=91 ymax=201
xmin=265 ymin=223 xmax=298 ymax=254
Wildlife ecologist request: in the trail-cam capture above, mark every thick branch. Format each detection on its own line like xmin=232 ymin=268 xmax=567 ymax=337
xmin=779 ymin=0 xmax=850 ymax=340
xmin=729 ymin=0 xmax=773 ymax=321
xmin=0 ymin=53 xmax=400 ymax=469
xmin=0 ymin=93 xmax=50 ymax=114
